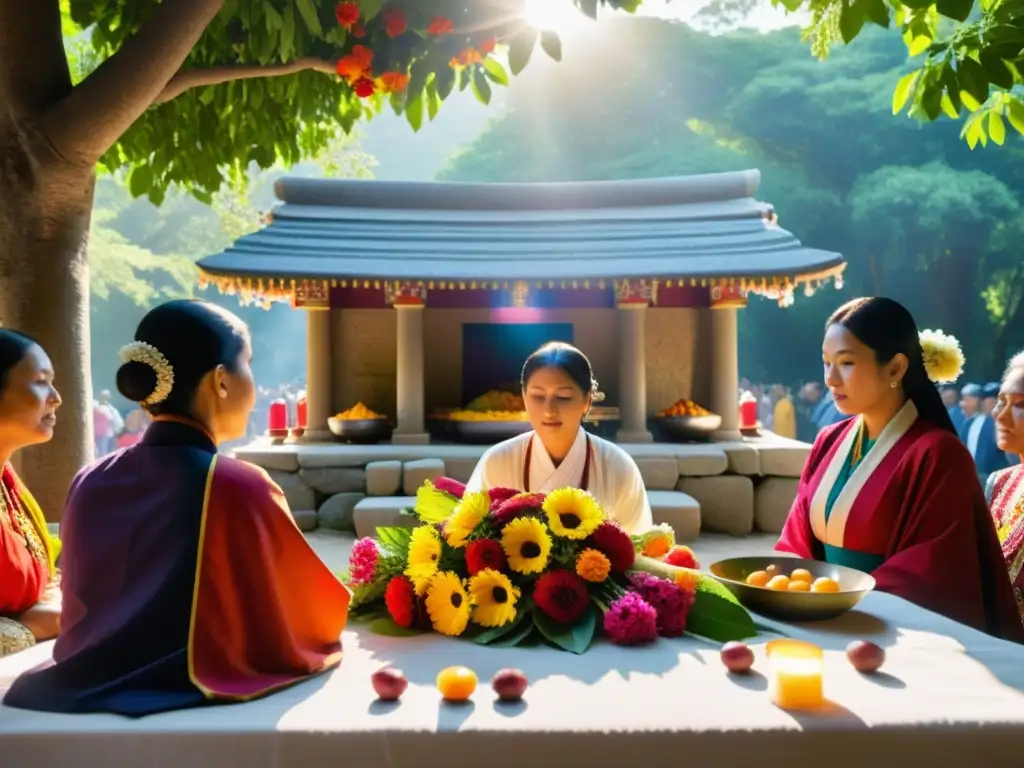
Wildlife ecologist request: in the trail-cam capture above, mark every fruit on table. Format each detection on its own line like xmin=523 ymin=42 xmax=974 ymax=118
xmin=745 ymin=570 xmax=770 ymax=587
xmin=846 ymin=640 xmax=885 ymax=674
xmin=790 ymin=569 xmax=813 ymax=583
xmin=447 ymin=409 xmax=529 ymax=422
xmin=744 ymin=567 xmax=841 ymax=593
xmin=720 ymin=641 xmax=755 ymax=674
xmin=335 ymin=402 xmax=384 ymax=420
xmin=371 ymin=667 xmax=408 ymax=701
xmin=811 ymin=577 xmax=840 ymax=593
xmin=437 ymin=665 xmax=477 ymax=702
xmin=787 ymin=580 xmax=810 ymax=592
xmin=466 ymin=390 xmax=525 ymax=412
xmin=766 ymin=575 xmax=791 ymax=591
xmin=491 ymin=668 xmax=529 ymax=702
xmin=658 ymin=398 xmax=714 ymax=418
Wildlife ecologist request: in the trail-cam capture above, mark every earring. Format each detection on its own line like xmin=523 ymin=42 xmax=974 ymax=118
xmin=890 ymin=381 xmax=898 ymax=389
xmin=219 ymin=389 xmax=228 ymax=399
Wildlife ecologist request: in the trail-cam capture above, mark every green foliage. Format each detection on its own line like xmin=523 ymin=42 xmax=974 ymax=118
xmin=533 ymin=602 xmax=598 ymax=654
xmin=66 ymin=0 xmax=645 ymax=203
xmin=778 ymin=0 xmax=1024 ymax=147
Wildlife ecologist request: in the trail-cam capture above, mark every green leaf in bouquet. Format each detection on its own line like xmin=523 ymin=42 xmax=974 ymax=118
xmin=473 ymin=610 xmax=530 ymax=645
xmin=491 ymin=615 xmax=537 ymax=648
xmin=349 ymin=579 xmax=388 ymax=610
xmin=415 ymin=482 xmax=459 ymax=523
xmin=376 ymin=527 xmax=413 ymax=557
xmin=686 ymin=575 xmax=758 ymax=642
xmin=369 ymin=616 xmax=426 ymax=637
xmin=533 ymin=603 xmax=598 ymax=654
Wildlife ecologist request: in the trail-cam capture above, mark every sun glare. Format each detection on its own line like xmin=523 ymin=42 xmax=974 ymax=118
xmin=522 ymin=0 xmax=595 ymax=37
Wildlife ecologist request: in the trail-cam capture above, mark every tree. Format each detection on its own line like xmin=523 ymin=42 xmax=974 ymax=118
xmin=777 ymin=0 xmax=1024 ymax=147
xmin=0 ymin=0 xmax=633 ymax=518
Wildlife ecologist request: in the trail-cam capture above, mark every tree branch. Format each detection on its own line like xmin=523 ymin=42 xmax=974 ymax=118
xmin=153 ymin=58 xmax=336 ymax=104
xmin=37 ymin=0 xmax=225 ymax=167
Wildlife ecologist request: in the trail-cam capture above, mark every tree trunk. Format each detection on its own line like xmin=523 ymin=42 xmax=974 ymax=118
xmin=0 ymin=122 xmax=95 ymax=521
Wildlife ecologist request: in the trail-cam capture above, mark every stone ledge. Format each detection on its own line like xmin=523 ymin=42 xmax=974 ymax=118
xmin=353 ymin=496 xmax=418 ymax=538
xmin=648 ymin=490 xmax=701 ymax=543
xmin=676 ymin=475 xmax=754 ymax=536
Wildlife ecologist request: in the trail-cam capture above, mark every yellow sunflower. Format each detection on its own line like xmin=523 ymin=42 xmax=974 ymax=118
xmin=542 ymin=487 xmax=603 ymax=540
xmin=425 ymin=571 xmax=471 ymax=636
xmin=468 ymin=568 xmax=521 ymax=627
xmin=500 ymin=516 xmax=552 ymax=574
xmin=444 ymin=490 xmax=491 ymax=548
xmin=405 ymin=525 xmax=442 ymax=595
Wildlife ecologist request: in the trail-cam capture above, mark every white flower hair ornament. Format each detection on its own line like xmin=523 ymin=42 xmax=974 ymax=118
xmin=919 ymin=329 xmax=965 ymax=384
xmin=118 ymin=341 xmax=175 ymax=406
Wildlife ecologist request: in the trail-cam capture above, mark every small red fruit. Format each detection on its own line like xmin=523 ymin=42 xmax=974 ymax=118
xmin=846 ymin=640 xmax=885 ymax=674
xmin=371 ymin=667 xmax=408 ymax=701
xmin=491 ymin=668 xmax=528 ymax=702
xmin=720 ymin=641 xmax=755 ymax=674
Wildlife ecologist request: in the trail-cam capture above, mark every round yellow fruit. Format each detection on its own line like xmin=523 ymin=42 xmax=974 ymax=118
xmin=437 ymin=666 xmax=477 ymax=702
xmin=811 ymin=577 xmax=840 ymax=593
xmin=787 ymin=580 xmax=810 ymax=592
xmin=745 ymin=570 xmax=770 ymax=587
xmin=766 ymin=575 xmax=791 ymax=591
xmin=790 ymin=568 xmax=813 ymax=584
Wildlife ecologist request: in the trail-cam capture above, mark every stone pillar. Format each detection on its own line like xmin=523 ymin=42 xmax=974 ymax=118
xmin=393 ymin=298 xmax=429 ymax=445
xmin=304 ymin=308 xmax=334 ymax=440
xmin=616 ymin=299 xmax=654 ymax=443
xmin=709 ymin=284 xmax=744 ymax=439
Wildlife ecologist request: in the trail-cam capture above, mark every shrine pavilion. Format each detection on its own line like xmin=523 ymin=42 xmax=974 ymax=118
xmin=197 ymin=170 xmax=845 ymax=445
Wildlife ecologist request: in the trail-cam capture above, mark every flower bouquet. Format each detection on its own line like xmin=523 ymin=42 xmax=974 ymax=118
xmin=344 ymin=478 xmax=756 ymax=653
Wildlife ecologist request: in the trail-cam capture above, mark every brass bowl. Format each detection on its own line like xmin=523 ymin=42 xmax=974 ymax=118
xmin=655 ymin=414 xmax=722 ymax=442
xmin=451 ymin=420 xmax=532 ymax=444
xmin=327 ymin=417 xmax=393 ymax=444
xmin=709 ymin=556 xmax=875 ymax=622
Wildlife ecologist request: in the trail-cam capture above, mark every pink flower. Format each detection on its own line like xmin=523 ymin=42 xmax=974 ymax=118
xmin=490 ymin=492 xmax=546 ymax=526
xmin=487 ymin=487 xmax=521 ymax=508
xmin=348 ymin=537 xmax=380 ymax=585
xmin=603 ymin=592 xmax=658 ymax=646
xmin=629 ymin=572 xmax=695 ymax=637
xmin=434 ymin=477 xmax=466 ymax=499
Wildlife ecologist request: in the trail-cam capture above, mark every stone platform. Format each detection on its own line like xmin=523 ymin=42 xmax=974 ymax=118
xmin=233 ymin=434 xmax=809 ymax=542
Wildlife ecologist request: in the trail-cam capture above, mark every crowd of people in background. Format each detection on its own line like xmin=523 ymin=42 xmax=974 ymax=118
xmin=743 ymin=375 xmax=1020 ymax=486
xmin=91 ymin=390 xmax=150 ymax=457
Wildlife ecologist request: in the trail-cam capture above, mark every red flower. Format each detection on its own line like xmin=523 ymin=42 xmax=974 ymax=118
xmin=479 ymin=36 xmax=497 ymax=54
xmin=351 ymin=21 xmax=366 ymax=38
xmin=434 ymin=477 xmax=466 ymax=499
xmin=466 ymin=539 xmax=507 ymax=576
xmin=334 ymin=2 xmax=360 ymax=28
xmin=664 ymin=545 xmax=699 ymax=570
xmin=533 ymin=570 xmax=590 ymax=624
xmin=427 ymin=16 xmax=455 ymax=35
xmin=383 ymin=8 xmax=407 ymax=38
xmin=491 ymin=492 xmax=545 ymax=526
xmin=353 ymin=76 xmax=376 ymax=98
xmin=385 ymin=575 xmax=416 ymax=628
xmin=586 ymin=522 xmax=635 ymax=572
xmin=350 ymin=44 xmax=373 ymax=66
xmin=487 ymin=487 xmax=520 ymax=508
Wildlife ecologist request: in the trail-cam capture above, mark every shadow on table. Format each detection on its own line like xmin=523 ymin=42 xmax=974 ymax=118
xmin=785 ymin=698 xmax=868 ymax=730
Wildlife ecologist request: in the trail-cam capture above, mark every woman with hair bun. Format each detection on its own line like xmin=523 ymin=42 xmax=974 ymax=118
xmin=466 ymin=341 xmax=652 ymax=533
xmin=777 ymin=297 xmax=1023 ymax=641
xmin=3 ymin=300 xmax=350 ymax=716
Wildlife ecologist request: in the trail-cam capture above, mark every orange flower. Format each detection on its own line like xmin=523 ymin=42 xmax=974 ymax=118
xmin=451 ymin=48 xmax=483 ymax=68
xmin=378 ymin=71 xmax=409 ymax=94
xmin=350 ymin=45 xmax=373 ymax=67
xmin=383 ymin=8 xmax=407 ymax=38
xmin=334 ymin=2 xmax=360 ymax=28
xmin=353 ymin=76 xmax=376 ymax=98
xmin=427 ymin=16 xmax=455 ymax=35
xmin=479 ymin=36 xmax=497 ymax=54
xmin=575 ymin=548 xmax=611 ymax=583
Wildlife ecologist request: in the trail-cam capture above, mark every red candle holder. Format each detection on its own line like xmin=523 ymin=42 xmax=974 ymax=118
xmin=739 ymin=393 xmax=759 ymax=431
xmin=268 ymin=398 xmax=289 ymax=438
xmin=296 ymin=394 xmax=308 ymax=430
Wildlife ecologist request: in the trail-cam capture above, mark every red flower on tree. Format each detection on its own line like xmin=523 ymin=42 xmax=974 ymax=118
xmin=479 ymin=37 xmax=497 ymax=54
xmin=351 ymin=21 xmax=366 ymax=38
xmin=353 ymin=76 xmax=376 ymax=98
xmin=334 ymin=2 xmax=360 ymax=28
xmin=383 ymin=8 xmax=407 ymax=38
xmin=533 ymin=570 xmax=589 ymax=624
xmin=336 ymin=44 xmax=374 ymax=83
xmin=378 ymin=71 xmax=410 ymax=94
xmin=427 ymin=16 xmax=455 ymax=35
xmin=465 ymin=539 xmax=507 ymax=576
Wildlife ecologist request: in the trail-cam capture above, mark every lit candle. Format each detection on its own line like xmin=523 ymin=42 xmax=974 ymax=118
xmin=766 ymin=640 xmax=824 ymax=711
xmin=268 ymin=398 xmax=288 ymax=432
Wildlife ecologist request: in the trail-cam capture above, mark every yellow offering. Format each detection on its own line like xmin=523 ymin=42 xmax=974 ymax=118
xmin=745 ymin=567 xmax=840 ymax=593
xmin=465 ymin=390 xmax=525 ymax=412
xmin=447 ymin=409 xmax=529 ymax=422
xmin=334 ymin=402 xmax=384 ymax=420
xmin=658 ymin=399 xmax=714 ymax=417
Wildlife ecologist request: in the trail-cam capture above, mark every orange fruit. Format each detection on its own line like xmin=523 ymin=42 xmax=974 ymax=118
xmin=811 ymin=577 xmax=840 ymax=593
xmin=787 ymin=580 xmax=810 ymax=592
xmin=790 ymin=569 xmax=813 ymax=583
xmin=766 ymin=575 xmax=790 ymax=591
xmin=745 ymin=570 xmax=770 ymax=587
xmin=437 ymin=666 xmax=477 ymax=702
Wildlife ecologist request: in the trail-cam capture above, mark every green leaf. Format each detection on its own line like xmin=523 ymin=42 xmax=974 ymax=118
xmin=540 ymin=31 xmax=563 ymax=62
xmin=472 ymin=68 xmax=492 ymax=105
xmin=369 ymin=616 xmax=424 ymax=637
xmin=295 ymin=0 xmax=323 ymax=36
xmin=940 ymin=93 xmax=959 ymax=119
xmin=128 ymin=164 xmax=153 ymax=198
xmin=389 ymin=89 xmax=407 ymax=116
xmin=483 ymin=58 xmax=510 ymax=87
xmin=360 ymin=0 xmax=384 ymax=20
xmin=533 ymin=603 xmax=597 ymax=654
xmin=907 ymin=35 xmax=931 ymax=57
xmin=892 ymin=71 xmax=918 ymax=114
xmin=376 ymin=526 xmax=413 ymax=557
xmin=980 ymin=52 xmax=1015 ymax=90
xmin=508 ymin=27 xmax=539 ymax=75
xmin=989 ymin=111 xmax=1007 ymax=145
xmin=350 ymin=579 xmax=388 ymax=609
xmin=406 ymin=60 xmax=433 ymax=105
xmin=1006 ymin=99 xmax=1024 ymax=134
xmin=405 ymin=93 xmax=424 ymax=131
xmin=862 ymin=0 xmax=890 ymax=27
xmin=425 ymin=79 xmax=441 ymax=121
xmin=957 ymin=56 xmax=990 ymax=106
xmin=921 ymin=84 xmax=943 ymax=120
xmin=490 ymin=614 xmax=538 ymax=647
xmin=474 ymin=610 xmax=529 ymax=645
xmin=579 ymin=0 xmax=599 ymax=18
xmin=435 ymin=67 xmax=456 ymax=101
xmin=942 ymin=63 xmax=962 ymax=113
xmin=935 ymin=0 xmax=974 ymax=22
xmin=280 ymin=5 xmax=296 ymax=60
xmin=414 ymin=482 xmax=458 ymax=523
xmin=686 ymin=576 xmax=758 ymax=642
xmin=838 ymin=0 xmax=865 ymax=44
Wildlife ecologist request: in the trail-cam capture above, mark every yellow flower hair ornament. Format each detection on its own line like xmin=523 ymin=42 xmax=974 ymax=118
xmin=919 ymin=329 xmax=964 ymax=384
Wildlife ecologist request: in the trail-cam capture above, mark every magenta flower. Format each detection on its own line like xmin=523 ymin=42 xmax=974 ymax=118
xmin=348 ymin=537 xmax=381 ymax=585
xmin=629 ymin=572 xmax=695 ymax=637
xmin=602 ymin=592 xmax=658 ymax=646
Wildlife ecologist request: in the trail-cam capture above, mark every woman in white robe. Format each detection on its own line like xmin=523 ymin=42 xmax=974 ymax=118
xmin=466 ymin=342 xmax=653 ymax=534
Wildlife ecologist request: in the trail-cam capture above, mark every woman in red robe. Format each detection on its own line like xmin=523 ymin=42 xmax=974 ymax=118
xmin=3 ymin=300 xmax=350 ymax=716
xmin=777 ymin=297 xmax=1024 ymax=642
xmin=988 ymin=351 xmax=1024 ymax=622
xmin=0 ymin=330 xmax=63 ymax=657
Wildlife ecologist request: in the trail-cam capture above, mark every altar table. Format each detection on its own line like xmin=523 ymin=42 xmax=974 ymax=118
xmin=2 ymin=590 xmax=1023 ymax=767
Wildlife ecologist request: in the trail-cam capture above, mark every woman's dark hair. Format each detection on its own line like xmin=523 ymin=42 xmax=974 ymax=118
xmin=827 ymin=297 xmax=957 ymax=435
xmin=116 ymin=300 xmax=249 ymax=417
xmin=0 ymin=329 xmax=40 ymax=396
xmin=521 ymin=342 xmax=600 ymax=400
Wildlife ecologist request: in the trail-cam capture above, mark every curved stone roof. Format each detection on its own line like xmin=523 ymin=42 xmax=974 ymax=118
xmin=196 ymin=170 xmax=844 ymax=284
